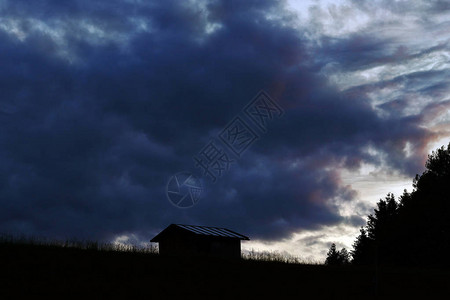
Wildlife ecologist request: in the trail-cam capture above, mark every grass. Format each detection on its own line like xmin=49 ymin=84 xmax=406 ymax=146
xmin=0 ymin=234 xmax=159 ymax=253
xmin=1 ymin=234 xmax=449 ymax=298
xmin=242 ymin=248 xmax=321 ymax=264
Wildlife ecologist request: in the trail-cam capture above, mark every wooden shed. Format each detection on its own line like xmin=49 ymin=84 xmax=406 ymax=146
xmin=150 ymin=224 xmax=250 ymax=258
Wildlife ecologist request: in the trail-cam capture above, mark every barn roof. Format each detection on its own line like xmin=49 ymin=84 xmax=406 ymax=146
xmin=150 ymin=224 xmax=250 ymax=242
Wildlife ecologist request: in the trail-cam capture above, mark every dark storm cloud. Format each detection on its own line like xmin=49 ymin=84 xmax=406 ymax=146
xmin=0 ymin=0 xmax=447 ymax=242
xmin=185 ymin=153 xmax=350 ymax=240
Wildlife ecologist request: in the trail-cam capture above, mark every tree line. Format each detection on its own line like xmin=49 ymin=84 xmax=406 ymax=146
xmin=326 ymin=142 xmax=450 ymax=267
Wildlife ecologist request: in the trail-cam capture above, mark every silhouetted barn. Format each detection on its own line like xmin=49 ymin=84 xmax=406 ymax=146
xmin=150 ymin=224 xmax=250 ymax=258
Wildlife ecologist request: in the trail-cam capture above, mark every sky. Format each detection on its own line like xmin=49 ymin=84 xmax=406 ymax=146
xmin=0 ymin=0 xmax=449 ymax=261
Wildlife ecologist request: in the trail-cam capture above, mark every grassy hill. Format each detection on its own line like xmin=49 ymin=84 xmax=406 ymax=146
xmin=1 ymin=238 xmax=449 ymax=299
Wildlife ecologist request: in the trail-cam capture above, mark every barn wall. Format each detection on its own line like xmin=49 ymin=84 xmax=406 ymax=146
xmin=159 ymin=234 xmax=242 ymax=258
xmin=159 ymin=235 xmax=198 ymax=256
xmin=209 ymin=238 xmax=241 ymax=258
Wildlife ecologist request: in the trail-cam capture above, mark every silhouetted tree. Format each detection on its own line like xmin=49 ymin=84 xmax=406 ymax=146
xmin=325 ymin=243 xmax=350 ymax=265
xmin=325 ymin=243 xmax=339 ymax=265
xmin=339 ymin=248 xmax=350 ymax=265
xmin=351 ymin=142 xmax=450 ymax=267
xmin=366 ymin=193 xmax=398 ymax=240
xmin=351 ymin=228 xmax=373 ymax=265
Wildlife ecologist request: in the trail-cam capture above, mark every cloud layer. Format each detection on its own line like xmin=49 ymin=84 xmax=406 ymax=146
xmin=0 ymin=0 xmax=449 ymax=248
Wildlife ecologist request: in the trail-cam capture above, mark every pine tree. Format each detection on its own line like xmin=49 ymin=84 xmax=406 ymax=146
xmin=351 ymin=227 xmax=373 ymax=265
xmin=325 ymin=243 xmax=339 ymax=265
xmin=338 ymin=248 xmax=350 ymax=265
xmin=350 ymin=142 xmax=450 ymax=267
xmin=326 ymin=243 xmax=350 ymax=265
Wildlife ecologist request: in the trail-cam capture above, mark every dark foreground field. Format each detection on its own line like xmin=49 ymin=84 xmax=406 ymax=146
xmin=1 ymin=243 xmax=449 ymax=299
